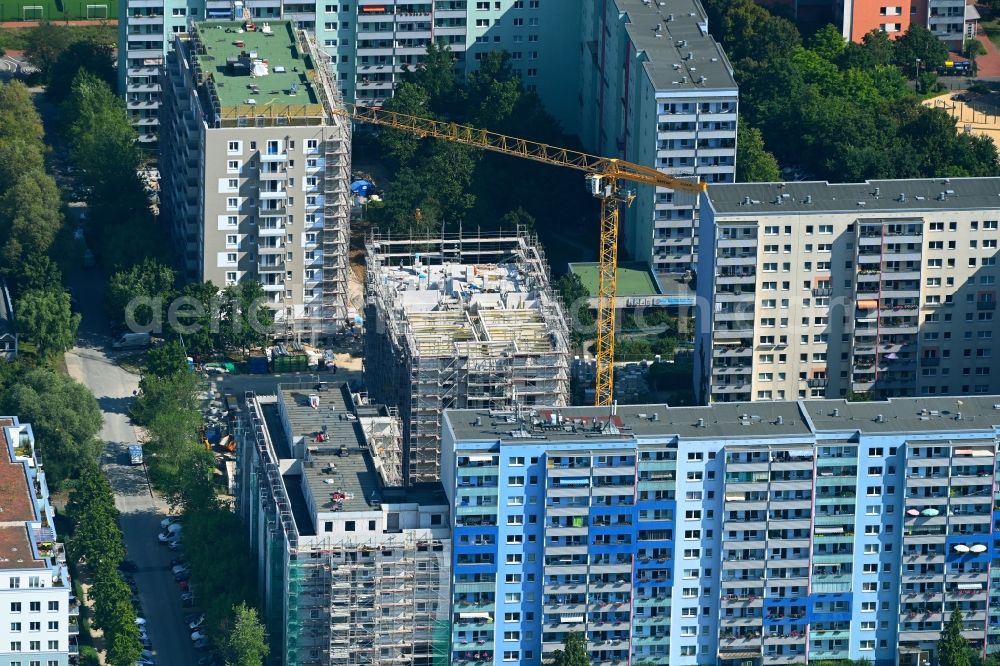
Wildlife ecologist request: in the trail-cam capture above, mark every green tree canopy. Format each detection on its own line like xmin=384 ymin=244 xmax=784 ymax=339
xmin=15 ymin=288 xmax=80 ymax=360
xmin=225 ymin=603 xmax=269 ymax=666
xmin=145 ymin=340 xmax=190 ymax=378
xmin=736 ymin=123 xmax=781 ymax=182
xmin=47 ymin=38 xmax=116 ymax=102
xmin=894 ymin=23 xmax=949 ymax=73
xmin=107 ymin=258 xmax=175 ymax=330
xmin=172 ymin=281 xmax=221 ymax=355
xmin=23 ymin=22 xmax=74 ymax=81
xmin=220 ymin=281 xmax=275 ymax=353
xmin=0 ymin=170 xmax=63 ymax=272
xmin=551 ymin=632 xmax=590 ymax=666
xmin=0 ymin=368 xmax=102 ymax=487
xmin=13 ymin=254 xmax=64 ymax=294
xmin=939 ymin=609 xmax=971 ymax=666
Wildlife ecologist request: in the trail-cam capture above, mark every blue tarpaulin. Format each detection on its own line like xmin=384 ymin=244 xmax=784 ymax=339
xmin=351 ymin=180 xmax=375 ymax=197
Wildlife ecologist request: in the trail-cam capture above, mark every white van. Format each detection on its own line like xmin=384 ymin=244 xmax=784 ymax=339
xmin=112 ymin=332 xmax=151 ymax=350
xmin=128 ymin=444 xmax=143 ymax=466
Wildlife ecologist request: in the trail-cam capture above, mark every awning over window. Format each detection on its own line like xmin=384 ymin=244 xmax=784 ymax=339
xmin=561 ymin=615 xmax=585 ymax=624
xmin=957 ymin=583 xmax=982 ymax=590
xmin=857 ymin=300 xmax=878 ymax=309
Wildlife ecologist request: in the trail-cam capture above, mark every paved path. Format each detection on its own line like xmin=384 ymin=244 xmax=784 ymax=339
xmin=975 ymin=32 xmax=1000 ymax=77
xmin=64 ymin=267 xmax=199 ymax=666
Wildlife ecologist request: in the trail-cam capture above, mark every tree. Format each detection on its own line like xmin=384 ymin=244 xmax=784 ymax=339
xmin=12 ymin=254 xmax=64 ymax=294
xmin=0 ymin=171 xmax=64 ymax=273
xmin=499 ymin=207 xmax=537 ymax=234
xmin=15 ymin=289 xmax=80 ymax=360
xmin=47 ymin=39 xmax=116 ymax=102
xmin=939 ymin=609 xmax=971 ymax=666
xmin=0 ymin=368 xmax=103 ymax=487
xmin=225 ymin=603 xmax=269 ymax=666
xmin=23 ymin=22 xmax=74 ymax=81
xmin=894 ymin=23 xmax=948 ymax=74
xmin=736 ymin=123 xmax=781 ymax=182
xmin=220 ymin=282 xmax=275 ymax=353
xmin=145 ymin=340 xmax=189 ymax=378
xmin=172 ymin=281 xmax=221 ymax=355
xmin=106 ymin=624 xmax=143 ymax=666
xmin=965 ymin=39 xmax=986 ymax=74
xmin=551 ymin=632 xmax=590 ymax=666
xmin=107 ymin=258 xmax=175 ymax=330
xmin=378 ymin=82 xmax=432 ymax=166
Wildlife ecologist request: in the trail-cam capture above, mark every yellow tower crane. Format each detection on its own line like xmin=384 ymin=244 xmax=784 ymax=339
xmin=335 ymin=103 xmax=708 ymax=406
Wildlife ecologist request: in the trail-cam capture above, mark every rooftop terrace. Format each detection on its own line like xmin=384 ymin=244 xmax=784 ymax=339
xmin=0 ymin=421 xmax=34 ymax=524
xmin=192 ymin=21 xmax=319 ymax=111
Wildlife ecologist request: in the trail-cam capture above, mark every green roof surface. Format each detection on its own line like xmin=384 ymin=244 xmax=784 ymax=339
xmin=568 ymin=262 xmax=661 ymax=297
xmin=196 ymin=21 xmax=318 ymax=109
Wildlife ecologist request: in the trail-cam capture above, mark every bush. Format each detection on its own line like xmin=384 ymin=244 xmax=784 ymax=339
xmin=80 ymin=646 xmax=100 ymax=666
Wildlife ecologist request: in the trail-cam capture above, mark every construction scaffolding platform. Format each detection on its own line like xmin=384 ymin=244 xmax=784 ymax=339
xmin=363 ymin=230 xmax=570 ymax=484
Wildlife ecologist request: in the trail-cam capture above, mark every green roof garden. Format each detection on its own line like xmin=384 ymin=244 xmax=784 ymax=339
xmin=568 ymin=262 xmax=662 ymax=297
xmin=193 ymin=20 xmax=319 ymax=110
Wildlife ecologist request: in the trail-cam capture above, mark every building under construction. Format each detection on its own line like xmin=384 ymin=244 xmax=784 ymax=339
xmin=236 ymin=382 xmax=451 ymax=666
xmin=364 ymin=231 xmax=571 ymax=484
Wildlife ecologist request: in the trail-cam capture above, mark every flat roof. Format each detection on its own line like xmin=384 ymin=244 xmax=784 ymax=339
xmin=445 ymin=395 xmax=1000 ymax=443
xmin=0 ymin=526 xmax=43 ymax=571
xmin=262 ymin=385 xmax=446 ymax=532
xmin=706 ymin=178 xmax=1000 ymax=216
xmin=447 ymin=401 xmax=811 ymax=443
xmin=194 ymin=21 xmax=318 ymax=109
xmin=0 ymin=425 xmax=34 ymax=524
xmin=569 ymin=262 xmax=661 ymax=297
xmin=803 ymin=397 xmax=1000 ymax=434
xmin=615 ymin=0 xmax=737 ymax=93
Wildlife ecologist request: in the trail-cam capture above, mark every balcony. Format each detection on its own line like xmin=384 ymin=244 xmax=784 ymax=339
xmin=978 ymin=300 xmax=997 ymax=311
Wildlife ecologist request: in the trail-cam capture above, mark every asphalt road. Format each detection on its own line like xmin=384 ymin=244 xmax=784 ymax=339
xmin=65 ymin=267 xmax=199 ymax=666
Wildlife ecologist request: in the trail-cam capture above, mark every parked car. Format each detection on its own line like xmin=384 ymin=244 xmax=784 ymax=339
xmin=178 ymin=579 xmax=190 ymax=591
xmin=171 ymin=564 xmax=190 ymax=576
xmin=189 ymin=614 xmax=205 ymax=630
xmin=112 ymin=332 xmax=151 ymax=350
xmin=181 ymin=592 xmax=197 ymax=607
xmin=168 ymin=539 xmax=182 ymax=550
xmin=174 ymin=570 xmax=190 ymax=583
xmin=160 ymin=516 xmax=179 ymax=530
xmin=135 ymin=617 xmax=147 ymax=626
xmin=137 ymin=656 xmax=155 ymax=666
xmin=190 ymin=630 xmax=208 ymax=642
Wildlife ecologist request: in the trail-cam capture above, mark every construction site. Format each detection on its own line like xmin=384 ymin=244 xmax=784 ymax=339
xmin=363 ymin=231 xmax=571 ymax=484
xmin=236 ymin=383 xmax=452 ymax=666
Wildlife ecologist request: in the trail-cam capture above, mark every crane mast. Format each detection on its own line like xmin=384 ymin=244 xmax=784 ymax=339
xmin=333 ymin=103 xmax=707 ymax=406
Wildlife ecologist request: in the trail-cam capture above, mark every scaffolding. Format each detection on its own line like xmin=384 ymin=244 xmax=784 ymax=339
xmin=364 ymin=230 xmax=571 ymax=484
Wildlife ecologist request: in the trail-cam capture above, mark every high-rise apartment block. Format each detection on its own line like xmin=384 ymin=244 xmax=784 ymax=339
xmin=161 ymin=21 xmax=351 ymax=339
xmin=120 ymin=0 xmax=582 ymax=145
xmin=580 ymin=0 xmax=738 ymax=276
xmin=127 ymin=0 xmax=736 ymax=276
xmin=441 ymin=396 xmax=1000 ymax=666
xmin=696 ymin=178 xmax=1000 ymax=404
xmin=363 ymin=232 xmax=570 ymax=485
xmin=237 ymin=383 xmax=452 ymax=666
xmin=0 ymin=417 xmax=77 ymax=665
xmin=840 ymin=0 xmax=977 ymax=47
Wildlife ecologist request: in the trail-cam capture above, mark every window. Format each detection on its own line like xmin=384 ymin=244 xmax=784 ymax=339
xmin=819 ymin=224 xmax=833 ymax=234
xmin=226 ymin=197 xmax=239 ymax=211
xmin=504 ymin=593 xmax=521 ymax=603
xmin=8 ymin=577 xmax=18 ymax=589
xmin=503 ymin=652 xmax=520 ymax=661
xmin=504 ymin=612 xmax=520 ymax=622
xmin=28 ymin=602 xmax=39 ymax=613
xmin=508 ymin=476 xmax=524 ymax=486
xmin=861 ymin=640 xmax=875 ymax=650
xmin=227 ymin=141 xmax=241 ymax=154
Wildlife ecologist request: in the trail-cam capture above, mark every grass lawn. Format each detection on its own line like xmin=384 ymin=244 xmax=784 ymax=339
xmin=569 ymin=261 xmax=660 ymax=297
xmin=0 ymin=22 xmax=116 ymax=53
xmin=0 ymin=0 xmax=116 ymax=22
xmin=982 ymin=18 xmax=1000 ymax=49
